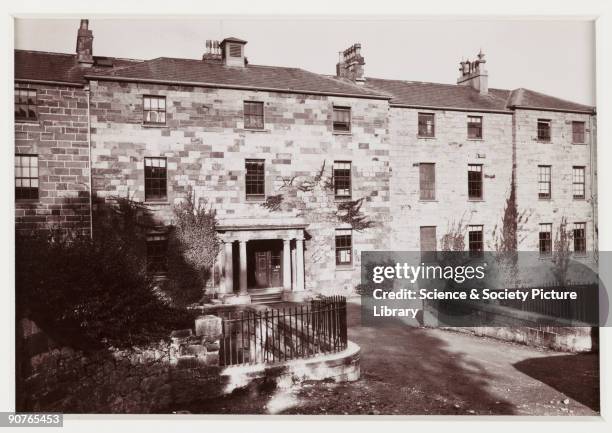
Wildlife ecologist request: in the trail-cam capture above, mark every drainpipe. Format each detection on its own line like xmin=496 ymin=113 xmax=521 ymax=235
xmin=86 ymin=85 xmax=93 ymax=239
xmin=589 ymin=114 xmax=598 ymax=256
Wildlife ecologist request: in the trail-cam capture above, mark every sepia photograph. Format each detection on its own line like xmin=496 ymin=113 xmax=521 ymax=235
xmin=5 ymin=4 xmax=611 ymax=430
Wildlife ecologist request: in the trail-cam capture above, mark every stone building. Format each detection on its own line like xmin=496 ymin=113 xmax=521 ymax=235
xmin=14 ymin=20 xmax=597 ymax=303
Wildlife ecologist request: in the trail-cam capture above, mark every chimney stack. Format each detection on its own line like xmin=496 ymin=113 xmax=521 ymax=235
xmin=76 ymin=19 xmax=94 ymax=66
xmin=457 ymin=49 xmax=488 ymax=95
xmin=202 ymin=40 xmax=222 ymax=63
xmin=336 ymin=43 xmax=365 ymax=84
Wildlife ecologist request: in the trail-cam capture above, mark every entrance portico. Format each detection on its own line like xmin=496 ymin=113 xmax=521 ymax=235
xmin=216 ymin=219 xmax=308 ymax=304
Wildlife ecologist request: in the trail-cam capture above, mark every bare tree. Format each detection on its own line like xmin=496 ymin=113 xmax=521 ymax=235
xmin=551 ymin=216 xmax=573 ymax=286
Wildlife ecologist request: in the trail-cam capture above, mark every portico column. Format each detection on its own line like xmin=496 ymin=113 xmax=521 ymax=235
xmin=224 ymin=241 xmax=233 ymax=294
xmin=239 ymin=240 xmax=248 ymax=295
xmin=295 ymin=237 xmax=305 ymax=292
xmin=282 ymin=239 xmax=291 ymax=290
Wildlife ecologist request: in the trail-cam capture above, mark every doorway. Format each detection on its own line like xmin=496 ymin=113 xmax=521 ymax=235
xmin=247 ymin=239 xmax=283 ymax=289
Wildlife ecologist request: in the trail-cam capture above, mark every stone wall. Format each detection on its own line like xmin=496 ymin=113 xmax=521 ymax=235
xmin=17 ymin=316 xmax=223 ymax=413
xmin=387 ymin=107 xmax=514 ymax=251
xmin=514 ymin=108 xmax=596 ymax=252
xmin=14 ymin=83 xmax=91 ymax=234
xmin=88 ymin=80 xmax=391 ymax=293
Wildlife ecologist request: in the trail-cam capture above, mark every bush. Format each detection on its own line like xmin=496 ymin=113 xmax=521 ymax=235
xmin=163 ymin=190 xmax=220 ymax=305
xmin=16 ymin=197 xmax=193 ymax=350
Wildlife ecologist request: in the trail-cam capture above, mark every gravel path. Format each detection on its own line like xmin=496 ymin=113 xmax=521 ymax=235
xmin=182 ymin=299 xmax=599 ymax=415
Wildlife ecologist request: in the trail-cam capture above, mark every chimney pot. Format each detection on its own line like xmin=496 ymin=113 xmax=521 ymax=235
xmin=336 ymin=42 xmax=366 ymax=84
xmin=457 ymin=50 xmax=488 ymax=95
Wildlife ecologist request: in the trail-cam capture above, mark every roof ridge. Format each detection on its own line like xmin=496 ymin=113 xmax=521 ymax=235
xmin=15 ymin=49 xmax=75 ymax=57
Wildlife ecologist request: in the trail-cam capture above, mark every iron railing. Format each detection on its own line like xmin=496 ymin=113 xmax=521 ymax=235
xmin=219 ymin=296 xmax=348 ymax=367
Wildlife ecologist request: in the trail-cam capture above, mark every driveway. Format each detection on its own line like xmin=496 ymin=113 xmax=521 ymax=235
xmin=182 ymin=298 xmax=599 ymax=415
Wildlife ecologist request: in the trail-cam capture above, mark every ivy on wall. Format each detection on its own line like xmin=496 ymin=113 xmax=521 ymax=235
xmin=259 ymin=160 xmax=375 ymax=231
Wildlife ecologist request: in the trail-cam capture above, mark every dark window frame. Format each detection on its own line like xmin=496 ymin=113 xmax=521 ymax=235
xmin=468 ymin=225 xmax=484 ymax=257
xmin=572 ymin=166 xmax=586 ymax=200
xmin=538 ymin=165 xmax=552 ymax=199
xmin=15 ymin=88 xmax=38 ymax=121
xmin=573 ymin=222 xmax=586 ymax=255
xmin=468 ymin=164 xmax=483 ymax=200
xmin=144 ymin=157 xmax=168 ymax=202
xmin=333 ymin=161 xmax=352 ymax=199
xmin=418 ymin=112 xmax=435 ymax=138
xmin=335 ymin=229 xmax=353 ymax=266
xmin=419 ymin=162 xmax=436 ymax=200
xmin=146 ymin=233 xmax=168 ymax=275
xmin=539 ymin=223 xmax=553 ymax=256
xmin=332 ymin=106 xmax=351 ymax=133
xmin=537 ymin=119 xmax=552 ymax=142
xmin=15 ymin=154 xmax=39 ymax=201
xmin=143 ymin=95 xmax=167 ymax=125
xmin=244 ymin=101 xmax=264 ymax=130
xmin=572 ymin=121 xmax=586 ymax=144
xmin=245 ymin=159 xmax=266 ymax=200
xmin=467 ymin=115 xmax=483 ymax=139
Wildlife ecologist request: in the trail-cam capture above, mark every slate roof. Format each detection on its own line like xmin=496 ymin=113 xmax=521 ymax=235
xmin=14 ymin=50 xmax=142 ymax=86
xmin=82 ymin=56 xmax=388 ymax=99
xmin=365 ymin=77 xmax=595 ymax=114
xmin=506 ymin=87 xmax=594 ymax=113
xmin=15 ymin=49 xmax=595 ymax=113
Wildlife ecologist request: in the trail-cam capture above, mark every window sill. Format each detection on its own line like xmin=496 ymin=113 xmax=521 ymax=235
xmin=418 ymin=199 xmax=438 ymax=203
xmin=335 ymin=196 xmax=353 ymax=202
xmin=243 ymin=128 xmax=270 ymax=133
xmin=573 ymin=197 xmax=586 ymax=201
xmin=538 ymin=198 xmax=552 ymax=201
xmin=246 ymin=196 xmax=266 ymax=202
xmin=536 ymin=140 xmax=552 ymax=143
xmin=15 ymin=119 xmax=40 ymax=125
xmin=417 ymin=135 xmax=436 ymax=139
xmin=144 ymin=201 xmax=170 ymax=205
xmin=142 ymin=123 xmax=168 ymax=129
xmin=335 ymin=265 xmax=354 ymax=271
xmin=333 ymin=131 xmax=352 ymax=136
xmin=467 ymin=138 xmax=484 ymax=141
xmin=572 ymin=142 xmax=587 ymax=145
xmin=468 ymin=198 xmax=485 ymax=202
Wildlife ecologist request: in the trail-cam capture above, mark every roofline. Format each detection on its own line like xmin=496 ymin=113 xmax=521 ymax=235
xmin=389 ymin=103 xmax=512 ymax=114
xmin=509 ymin=105 xmax=596 ymax=115
xmin=83 ymin=74 xmax=391 ymax=100
xmin=15 ymin=78 xmax=84 ymax=88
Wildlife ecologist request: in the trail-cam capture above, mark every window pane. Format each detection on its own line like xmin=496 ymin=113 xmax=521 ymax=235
xmin=333 ymin=161 xmax=352 ymax=198
xmin=468 ymin=225 xmax=484 ymax=256
xmin=246 ymin=159 xmax=265 ymax=197
xmin=15 ymin=154 xmax=39 ymax=201
xmin=15 ymin=88 xmax=37 ymax=120
xmin=144 ymin=157 xmax=168 ymax=201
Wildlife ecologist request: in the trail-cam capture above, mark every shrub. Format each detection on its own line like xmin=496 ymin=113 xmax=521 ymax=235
xmin=163 ymin=189 xmax=220 ymax=304
xmin=16 ymin=197 xmax=192 ymax=350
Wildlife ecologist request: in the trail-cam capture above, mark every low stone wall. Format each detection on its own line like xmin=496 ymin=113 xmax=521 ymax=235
xmin=221 ymin=341 xmax=361 ymax=394
xmin=17 ymin=313 xmax=361 ymax=413
xmin=437 ymin=302 xmax=595 ymax=352
xmin=17 ymin=315 xmax=224 ymax=413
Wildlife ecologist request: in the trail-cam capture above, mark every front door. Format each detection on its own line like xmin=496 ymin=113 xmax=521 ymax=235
xmin=253 ymin=243 xmax=283 ymax=288
xmin=254 ymin=250 xmax=271 ymax=287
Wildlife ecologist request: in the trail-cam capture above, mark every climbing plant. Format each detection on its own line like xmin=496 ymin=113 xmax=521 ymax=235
xmin=258 ymin=160 xmax=375 ymax=231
